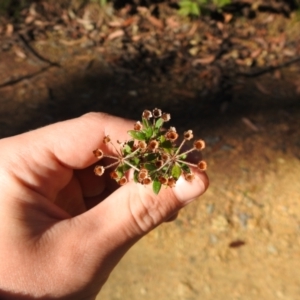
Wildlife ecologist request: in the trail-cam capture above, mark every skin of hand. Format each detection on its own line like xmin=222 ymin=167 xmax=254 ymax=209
xmin=0 ymin=112 xmax=209 ymax=300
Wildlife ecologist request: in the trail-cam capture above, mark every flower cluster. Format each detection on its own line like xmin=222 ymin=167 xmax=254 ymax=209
xmin=93 ymin=108 xmax=207 ymax=194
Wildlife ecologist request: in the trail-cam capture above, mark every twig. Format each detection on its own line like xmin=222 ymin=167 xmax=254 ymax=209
xmin=0 ymin=65 xmax=55 ymax=88
xmin=18 ymin=33 xmax=61 ymax=68
xmin=237 ymin=56 xmax=300 ymax=77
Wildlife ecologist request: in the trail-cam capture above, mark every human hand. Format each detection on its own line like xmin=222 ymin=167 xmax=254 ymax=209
xmin=0 ymin=113 xmax=209 ymax=300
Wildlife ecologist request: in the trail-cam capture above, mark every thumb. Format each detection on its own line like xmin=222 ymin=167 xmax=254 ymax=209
xmin=66 ymin=169 xmax=208 ymax=280
xmin=90 ymin=169 xmax=208 ymax=237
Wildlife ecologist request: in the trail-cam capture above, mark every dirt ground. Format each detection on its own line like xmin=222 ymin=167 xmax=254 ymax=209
xmin=1 ymin=13 xmax=300 ymax=299
xmin=98 ymin=74 xmax=300 ymax=300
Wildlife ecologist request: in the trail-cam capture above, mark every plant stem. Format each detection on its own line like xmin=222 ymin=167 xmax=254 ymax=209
xmin=123 ymin=147 xmax=140 ymax=160
xmin=175 ymin=139 xmax=186 ymax=156
xmin=104 ymin=160 xmax=120 ymax=169
xmin=123 ymin=159 xmax=140 ymax=171
xmin=109 ymin=141 xmax=122 ymax=156
xmin=151 ymin=158 xmax=171 ymax=174
xmin=176 ymin=147 xmax=196 ymax=157
xmin=176 ymin=159 xmax=197 ymax=168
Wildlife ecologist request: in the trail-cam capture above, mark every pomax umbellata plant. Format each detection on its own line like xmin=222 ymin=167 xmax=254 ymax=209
xmin=93 ymin=108 xmax=207 ymax=194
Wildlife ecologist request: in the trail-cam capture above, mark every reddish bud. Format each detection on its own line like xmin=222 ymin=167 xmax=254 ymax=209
xmin=103 ymin=135 xmax=111 ymax=144
xmin=148 ymin=140 xmax=159 ymax=151
xmin=93 ymin=149 xmax=104 ymax=159
xmin=131 ymin=143 xmax=139 ymax=151
xmin=197 ymin=160 xmax=207 ymax=171
xmin=184 ymin=172 xmax=195 ymax=182
xmin=159 ymin=176 xmax=168 ymax=185
xmin=138 ymin=169 xmax=148 ymax=182
xmin=134 ymin=121 xmax=143 ymax=131
xmin=142 ymin=177 xmax=152 ymax=185
xmin=161 ymin=153 xmax=169 ymax=161
xmin=142 ymin=110 xmax=152 ymax=120
xmin=167 ymin=177 xmax=177 ymax=187
xmin=165 ymin=128 xmax=178 ymax=142
xmin=194 ymin=139 xmax=205 ymax=150
xmin=155 ymin=160 xmax=164 ymax=168
xmin=110 ymin=171 xmax=119 ymax=180
xmin=138 ymin=140 xmax=147 ymax=149
xmin=118 ymin=176 xmax=128 ymax=186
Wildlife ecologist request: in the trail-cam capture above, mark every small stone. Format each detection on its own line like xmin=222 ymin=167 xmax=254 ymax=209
xmin=212 ymin=215 xmax=229 ymax=231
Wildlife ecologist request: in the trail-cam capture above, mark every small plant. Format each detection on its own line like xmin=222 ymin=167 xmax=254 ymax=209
xmin=178 ymin=0 xmax=231 ymax=17
xmin=93 ymin=108 xmax=207 ymax=194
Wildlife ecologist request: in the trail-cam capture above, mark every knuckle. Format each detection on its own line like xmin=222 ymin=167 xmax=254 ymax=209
xmin=128 ymin=186 xmax=178 ymax=234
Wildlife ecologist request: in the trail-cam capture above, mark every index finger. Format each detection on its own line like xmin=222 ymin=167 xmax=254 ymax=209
xmin=34 ymin=112 xmax=135 ymax=169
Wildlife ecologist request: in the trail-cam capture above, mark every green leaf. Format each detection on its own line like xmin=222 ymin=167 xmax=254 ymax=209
xmin=128 ymin=130 xmax=146 ymax=141
xmin=179 ymin=0 xmax=200 ymax=16
xmin=142 ymin=117 xmax=150 ymax=129
xmin=190 ymin=2 xmax=200 ymax=16
xmin=152 ymin=180 xmax=162 ymax=194
xmin=130 ymin=156 xmax=140 ymax=165
xmin=160 ymin=140 xmax=173 ymax=149
xmin=180 ymin=163 xmax=191 ymax=174
xmin=179 ymin=0 xmax=193 ymax=7
xmin=163 ymin=147 xmax=173 ymax=154
xmin=156 ymin=130 xmax=165 ymax=137
xmin=144 ymin=163 xmax=157 ymax=172
xmin=122 ymin=162 xmax=132 ymax=172
xmin=116 ymin=166 xmax=125 ymax=178
xmin=155 ymin=118 xmax=164 ymax=130
xmin=133 ymin=170 xmax=139 ymax=183
xmin=144 ymin=127 xmax=153 ymax=139
xmin=213 ymin=0 xmax=231 ymax=7
xmin=178 ymin=153 xmax=187 ymax=160
xmin=127 ymin=140 xmax=135 ymax=148
xmin=101 ymin=0 xmax=107 ymax=6
xmin=171 ymin=164 xmax=182 ymax=180
xmin=144 ymin=153 xmax=157 ymax=162
xmin=122 ymin=144 xmax=132 ymax=155
xmin=159 ymin=135 xmax=166 ymax=143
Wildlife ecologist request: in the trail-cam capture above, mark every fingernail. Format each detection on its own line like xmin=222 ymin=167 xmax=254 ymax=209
xmin=173 ymin=172 xmax=209 ymax=205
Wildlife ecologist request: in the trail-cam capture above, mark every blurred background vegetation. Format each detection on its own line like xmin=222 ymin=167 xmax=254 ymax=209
xmin=1 ymin=0 xmax=299 ymax=18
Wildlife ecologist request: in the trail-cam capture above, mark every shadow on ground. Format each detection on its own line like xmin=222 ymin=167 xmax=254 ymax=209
xmin=0 ymin=47 xmax=300 ymax=300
